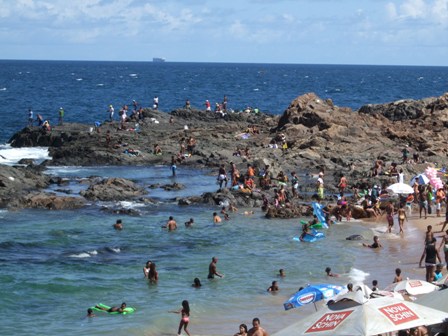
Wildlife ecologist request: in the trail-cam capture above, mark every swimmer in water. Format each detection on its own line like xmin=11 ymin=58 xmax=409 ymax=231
xmin=325 ymin=267 xmax=339 ymax=277
xmin=113 ymin=219 xmax=123 ymax=230
xmin=267 ymin=280 xmax=279 ymax=292
xmin=95 ymin=302 xmax=127 ymax=313
xmin=362 ymin=235 xmax=382 ymax=248
xmin=213 ymin=212 xmax=222 ymax=223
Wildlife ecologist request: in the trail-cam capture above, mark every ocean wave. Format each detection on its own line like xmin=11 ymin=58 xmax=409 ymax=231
xmin=0 ymin=87 xmax=6 ymax=91
xmin=117 ymin=200 xmax=146 ymax=209
xmin=76 ymin=78 xmax=83 ymax=81
xmin=96 ymin=83 xmax=104 ymax=86
xmin=68 ymin=252 xmax=91 ymax=258
xmin=0 ymin=145 xmax=51 ymax=165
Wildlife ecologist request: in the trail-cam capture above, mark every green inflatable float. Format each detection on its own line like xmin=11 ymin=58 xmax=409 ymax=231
xmin=90 ymin=303 xmax=136 ymax=315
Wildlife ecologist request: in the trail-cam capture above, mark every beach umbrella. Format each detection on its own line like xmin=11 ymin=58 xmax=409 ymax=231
xmin=370 ymin=290 xmax=405 ymax=300
xmin=386 ymin=182 xmax=414 ymax=195
xmin=384 ymin=279 xmax=439 ymax=296
xmin=415 ymin=287 xmax=448 ymax=313
xmin=284 ymin=284 xmax=344 ymax=311
xmin=410 ymin=173 xmax=429 ymax=186
xmin=273 ymin=295 xmax=448 ymax=336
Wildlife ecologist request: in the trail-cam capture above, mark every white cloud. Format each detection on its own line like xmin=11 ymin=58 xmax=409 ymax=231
xmin=400 ymin=0 xmax=426 ymax=18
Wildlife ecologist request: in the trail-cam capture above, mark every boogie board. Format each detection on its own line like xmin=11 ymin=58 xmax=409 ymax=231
xmin=91 ymin=303 xmax=136 ymax=315
xmin=300 ymin=220 xmax=324 ymax=229
xmin=293 ymin=229 xmax=325 ymax=243
xmin=311 ymin=202 xmax=329 ymax=229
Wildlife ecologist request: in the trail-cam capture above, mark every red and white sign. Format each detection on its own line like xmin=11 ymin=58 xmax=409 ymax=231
xmin=299 ymin=293 xmax=316 ymax=305
xmin=305 ymin=311 xmax=353 ymax=333
xmin=379 ymin=303 xmax=419 ymax=325
xmin=408 ymin=280 xmax=422 ymax=288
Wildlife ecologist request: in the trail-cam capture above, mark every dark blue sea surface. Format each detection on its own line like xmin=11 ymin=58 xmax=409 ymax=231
xmin=0 ymin=60 xmax=447 ymax=143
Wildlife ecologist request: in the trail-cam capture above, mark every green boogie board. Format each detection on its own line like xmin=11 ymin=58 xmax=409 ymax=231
xmin=300 ymin=220 xmax=324 ymax=229
xmin=91 ymin=303 xmax=136 ymax=315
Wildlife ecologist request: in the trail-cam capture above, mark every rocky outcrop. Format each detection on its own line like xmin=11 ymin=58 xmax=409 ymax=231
xmin=21 ymin=192 xmax=86 ymax=210
xmin=4 ymin=92 xmax=448 ymax=213
xmin=80 ymin=177 xmax=146 ymax=201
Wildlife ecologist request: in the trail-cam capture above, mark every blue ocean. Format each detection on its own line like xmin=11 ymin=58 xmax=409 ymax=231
xmin=0 ymin=61 xmax=446 ymax=336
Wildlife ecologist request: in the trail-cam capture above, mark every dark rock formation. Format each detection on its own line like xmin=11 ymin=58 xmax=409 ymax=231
xmin=80 ymin=177 xmax=146 ymax=201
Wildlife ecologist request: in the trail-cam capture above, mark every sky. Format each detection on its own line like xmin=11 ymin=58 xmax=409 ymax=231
xmin=0 ymin=0 xmax=447 ymax=66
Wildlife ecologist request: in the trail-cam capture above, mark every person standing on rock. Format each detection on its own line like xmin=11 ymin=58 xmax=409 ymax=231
xmin=153 ymin=96 xmax=159 ymax=110
xmin=28 ymin=108 xmax=33 ymax=127
xmin=205 ymin=100 xmax=211 ymax=111
xmin=338 ymin=174 xmax=348 ymax=196
xmin=217 ymin=164 xmax=228 ymax=191
xmin=58 ymin=107 xmax=64 ymax=126
xmin=108 ymin=104 xmax=114 ymax=121
xmin=291 ymin=172 xmax=299 ymax=198
xmin=316 ymin=172 xmax=324 ymax=200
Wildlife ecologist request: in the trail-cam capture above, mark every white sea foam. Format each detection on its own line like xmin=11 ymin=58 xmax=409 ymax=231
xmin=0 ymin=88 xmax=6 ymax=91
xmin=129 ymin=74 xmax=138 ymax=77
xmin=96 ymin=83 xmax=104 ymax=86
xmin=110 ymin=248 xmax=120 ymax=253
xmin=117 ymin=201 xmax=145 ymax=209
xmin=87 ymin=250 xmax=98 ymax=255
xmin=348 ymin=268 xmax=370 ymax=283
xmin=69 ymin=252 xmax=91 ymax=258
xmin=76 ymin=78 xmax=83 ymax=81
xmin=0 ymin=145 xmax=51 ymax=166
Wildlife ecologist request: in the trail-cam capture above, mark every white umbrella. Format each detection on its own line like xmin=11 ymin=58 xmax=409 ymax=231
xmin=386 ymin=182 xmax=414 ymax=195
xmin=384 ymin=279 xmax=439 ymax=296
xmin=370 ymin=290 xmax=405 ymax=300
xmin=410 ymin=174 xmax=430 ymax=186
xmin=415 ymin=287 xmax=448 ymax=313
xmin=272 ymin=296 xmax=448 ymax=336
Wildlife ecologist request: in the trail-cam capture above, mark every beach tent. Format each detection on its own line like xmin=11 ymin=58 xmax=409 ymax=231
xmin=272 ymin=294 xmax=448 ymax=336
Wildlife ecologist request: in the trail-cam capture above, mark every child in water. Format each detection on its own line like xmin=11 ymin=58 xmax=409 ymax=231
xmin=170 ymin=300 xmax=191 ymax=336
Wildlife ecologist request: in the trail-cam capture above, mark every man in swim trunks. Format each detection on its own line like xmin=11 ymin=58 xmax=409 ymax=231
xmin=95 ymin=302 xmax=127 ymax=313
xmin=208 ymin=257 xmax=223 ymax=279
xmin=386 ymin=202 xmax=394 ymax=233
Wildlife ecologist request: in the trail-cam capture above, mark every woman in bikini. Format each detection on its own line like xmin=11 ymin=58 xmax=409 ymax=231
xmin=438 ymin=229 xmax=448 ymax=265
xmin=397 ymin=205 xmax=407 ymax=234
xmin=338 ymin=175 xmax=348 ymax=196
xmin=170 ymin=300 xmax=191 ymax=336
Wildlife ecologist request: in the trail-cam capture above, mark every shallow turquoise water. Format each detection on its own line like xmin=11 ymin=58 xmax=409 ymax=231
xmin=0 ymin=165 xmax=426 ymax=335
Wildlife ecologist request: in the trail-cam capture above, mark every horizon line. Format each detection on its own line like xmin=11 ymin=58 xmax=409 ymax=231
xmin=0 ymin=58 xmax=447 ymax=68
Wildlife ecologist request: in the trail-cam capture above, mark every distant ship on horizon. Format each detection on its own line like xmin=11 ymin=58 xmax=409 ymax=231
xmin=153 ymin=57 xmax=166 ymax=62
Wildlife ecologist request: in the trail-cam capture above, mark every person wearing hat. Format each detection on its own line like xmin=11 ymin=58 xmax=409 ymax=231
xmin=108 ymin=104 xmax=114 ymax=121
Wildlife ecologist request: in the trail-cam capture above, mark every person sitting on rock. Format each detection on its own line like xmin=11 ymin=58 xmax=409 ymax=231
xmin=153 ymin=144 xmax=162 ymax=155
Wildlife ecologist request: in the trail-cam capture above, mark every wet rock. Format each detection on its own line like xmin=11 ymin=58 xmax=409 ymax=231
xmin=80 ymin=177 xmax=146 ymax=201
